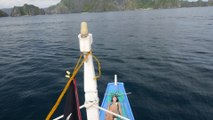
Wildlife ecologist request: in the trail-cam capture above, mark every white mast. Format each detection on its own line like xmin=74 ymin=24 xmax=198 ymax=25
xmin=78 ymin=22 xmax=99 ymax=120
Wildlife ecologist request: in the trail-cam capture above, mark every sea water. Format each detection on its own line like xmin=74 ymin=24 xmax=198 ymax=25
xmin=0 ymin=6 xmax=213 ymax=120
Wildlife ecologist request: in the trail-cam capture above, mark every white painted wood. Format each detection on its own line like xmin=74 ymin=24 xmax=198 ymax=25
xmin=114 ymin=74 xmax=117 ymax=86
xmin=78 ymin=22 xmax=99 ymax=120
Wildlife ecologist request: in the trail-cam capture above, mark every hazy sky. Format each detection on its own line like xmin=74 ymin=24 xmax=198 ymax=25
xmin=188 ymin=0 xmax=208 ymax=1
xmin=0 ymin=0 xmax=209 ymax=9
xmin=0 ymin=0 xmax=60 ymax=9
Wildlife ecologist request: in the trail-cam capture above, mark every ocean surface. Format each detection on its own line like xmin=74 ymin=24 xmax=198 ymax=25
xmin=0 ymin=7 xmax=213 ymax=120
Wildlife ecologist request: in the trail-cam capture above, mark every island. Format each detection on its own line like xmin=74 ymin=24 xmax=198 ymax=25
xmin=1 ymin=0 xmax=213 ymax=17
xmin=45 ymin=0 xmax=213 ymax=14
xmin=11 ymin=4 xmax=45 ymax=17
xmin=0 ymin=10 xmax=8 ymax=17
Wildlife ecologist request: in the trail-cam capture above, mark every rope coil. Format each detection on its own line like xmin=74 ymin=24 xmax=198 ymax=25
xmin=92 ymin=52 xmax=101 ymax=80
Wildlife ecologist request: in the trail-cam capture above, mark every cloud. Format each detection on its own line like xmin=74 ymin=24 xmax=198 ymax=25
xmin=0 ymin=0 xmax=60 ymax=9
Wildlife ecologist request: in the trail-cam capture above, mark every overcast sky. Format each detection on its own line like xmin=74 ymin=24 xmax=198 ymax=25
xmin=0 ymin=0 xmax=60 ymax=9
xmin=0 ymin=0 xmax=209 ymax=9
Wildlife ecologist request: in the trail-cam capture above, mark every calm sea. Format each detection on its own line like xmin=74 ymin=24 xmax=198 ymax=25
xmin=0 ymin=6 xmax=213 ymax=120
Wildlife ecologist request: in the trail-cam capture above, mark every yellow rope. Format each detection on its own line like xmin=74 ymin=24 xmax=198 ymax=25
xmin=45 ymin=51 xmax=91 ymax=120
xmin=92 ymin=52 xmax=101 ymax=80
xmin=74 ymin=53 xmax=83 ymax=71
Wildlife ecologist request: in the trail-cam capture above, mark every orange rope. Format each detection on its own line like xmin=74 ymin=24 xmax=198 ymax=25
xmin=45 ymin=51 xmax=91 ymax=120
xmin=92 ymin=53 xmax=101 ymax=80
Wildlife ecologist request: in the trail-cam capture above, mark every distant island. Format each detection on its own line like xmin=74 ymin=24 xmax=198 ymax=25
xmin=0 ymin=10 xmax=8 ymax=17
xmin=10 ymin=4 xmax=45 ymax=17
xmin=45 ymin=0 xmax=213 ymax=14
xmin=0 ymin=0 xmax=213 ymax=17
